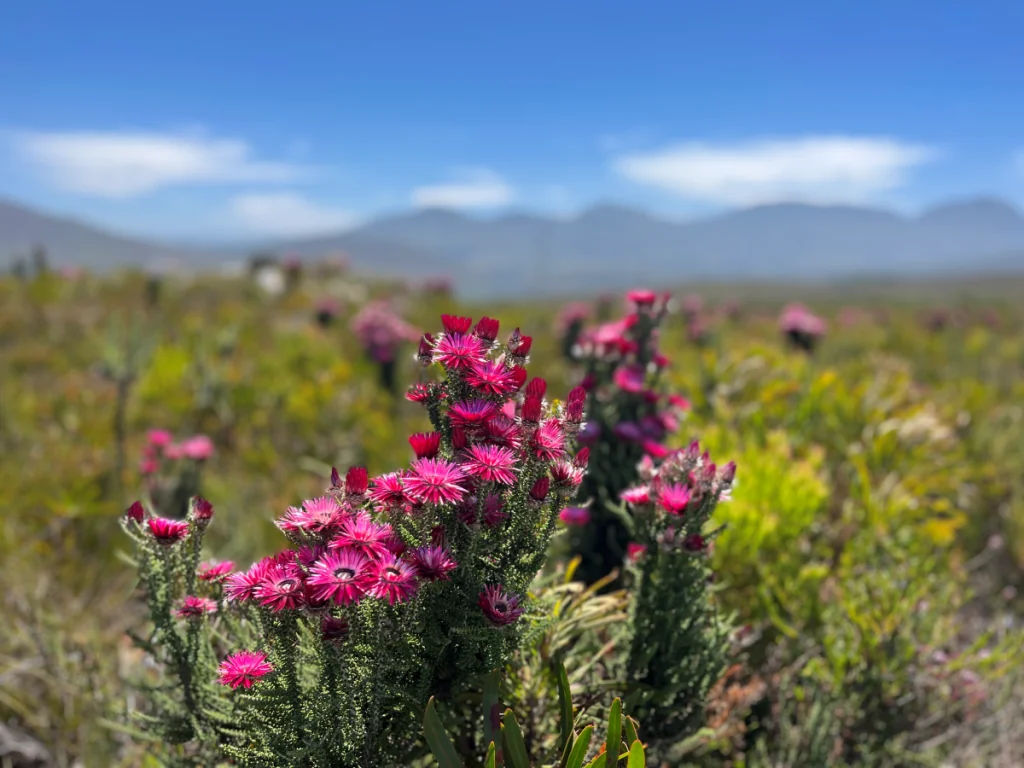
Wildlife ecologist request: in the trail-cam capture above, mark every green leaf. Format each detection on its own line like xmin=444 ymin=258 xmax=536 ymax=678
xmin=565 ymin=725 xmax=595 ymax=768
xmin=423 ymin=697 xmax=463 ymax=768
xmin=622 ymin=716 xmax=639 ymax=748
xmin=626 ymin=740 xmax=645 ymax=768
xmin=556 ymin=661 xmax=574 ymax=753
xmin=605 ymin=698 xmax=622 ymax=766
xmin=502 ymin=709 xmax=531 ymax=768
xmin=484 ymin=668 xmax=503 ymax=763
xmin=583 ymin=755 xmax=605 ymax=768
xmin=485 ymin=741 xmax=497 ymax=768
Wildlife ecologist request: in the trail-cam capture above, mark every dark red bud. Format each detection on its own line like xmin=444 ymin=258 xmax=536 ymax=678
xmin=125 ymin=500 xmax=145 ymax=523
xmin=474 ymin=316 xmax=500 ymax=341
xmin=529 ymin=476 xmax=550 ymax=502
xmin=573 ymin=448 xmax=590 ymax=468
xmin=330 ymin=466 xmax=343 ymax=488
xmin=508 ymin=366 xmax=528 ymax=391
xmin=441 ymin=314 xmax=473 ymax=334
xmin=345 ymin=467 xmax=368 ymax=495
xmin=192 ymin=496 xmax=214 ymax=521
xmin=522 ymin=396 xmax=543 ymax=423
xmin=526 ymin=377 xmax=547 ymax=399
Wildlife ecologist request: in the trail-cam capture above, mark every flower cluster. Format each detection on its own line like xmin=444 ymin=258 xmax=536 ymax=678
xmin=779 ymin=302 xmax=827 ymax=353
xmin=313 ymin=296 xmax=342 ymax=328
xmin=349 ymin=299 xmax=419 ymax=365
xmin=561 ymin=289 xmax=690 ymax=585
xmin=119 ymin=312 xmax=586 ymax=766
xmin=620 ymin=439 xmax=736 ymax=741
xmin=139 ymin=429 xmax=215 ymax=518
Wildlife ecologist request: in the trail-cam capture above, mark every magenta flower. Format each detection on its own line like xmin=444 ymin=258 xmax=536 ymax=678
xmin=345 ymin=466 xmax=369 ymax=496
xmin=191 ymin=496 xmax=215 ymax=522
xmin=404 ymin=458 xmax=468 ymax=505
xmin=331 ymin=513 xmax=392 ymax=560
xmin=406 ymin=383 xmax=435 ymax=403
xmin=473 ymin=316 xmax=500 ymax=341
xmin=147 ymin=517 xmax=189 ymax=545
xmin=621 ymin=486 xmax=651 ymax=505
xmin=224 ymin=560 xmax=272 ymax=602
xmin=125 ymin=500 xmax=145 ymax=524
xmin=308 ymin=549 xmax=371 ymax=605
xmin=412 ymin=545 xmax=457 ymax=581
xmin=368 ymin=472 xmax=408 ymax=508
xmin=256 ymin=564 xmax=306 ymax=612
xmin=559 ymin=507 xmax=591 ymax=526
xmin=366 ymin=553 xmax=420 ymax=604
xmin=462 ymin=444 xmax=518 ymax=485
xmin=613 ymin=363 xmax=647 ymax=394
xmin=550 ymin=459 xmax=584 ymax=489
xmin=466 ymin=359 xmax=519 ymax=396
xmin=198 ymin=560 xmax=236 ymax=582
xmin=174 ymin=596 xmax=218 ymax=619
xmin=626 ymin=288 xmax=657 ymax=307
xmin=449 ymin=399 xmax=499 ymax=429
xmin=434 ymin=332 xmax=487 ymax=371
xmin=627 ymin=542 xmax=647 ymax=561
xmin=683 ymin=533 xmax=707 ymax=553
xmin=181 ymin=435 xmax=215 ymax=460
xmin=478 ymin=584 xmax=525 ymax=626
xmin=531 ymin=420 xmax=566 ymax=462
xmin=483 ymin=415 xmax=523 ymax=449
xmin=657 ymin=484 xmax=691 ymax=515
xmin=218 ymin=651 xmax=273 ymax=689
xmin=147 ymin=429 xmax=173 ymax=447
xmin=409 ymin=432 xmax=442 ymax=459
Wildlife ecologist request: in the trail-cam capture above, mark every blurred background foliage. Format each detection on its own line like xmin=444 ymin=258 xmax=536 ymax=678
xmin=2 ymin=264 xmax=1023 ymax=766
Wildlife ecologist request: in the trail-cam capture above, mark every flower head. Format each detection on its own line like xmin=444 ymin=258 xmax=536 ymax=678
xmin=125 ymin=500 xmax=145 ymax=524
xmin=409 ymin=432 xmax=442 ymax=459
xmin=321 ymin=616 xmax=350 ymax=645
xmin=175 ymin=596 xmax=217 ymax=619
xmin=224 ymin=560 xmax=271 ymax=602
xmin=620 ymin=486 xmax=651 ymax=505
xmin=368 ymin=472 xmax=408 ymax=509
xmin=449 ymin=399 xmax=499 ymax=429
xmin=462 ymin=444 xmax=518 ymax=485
xmin=434 ymin=333 xmax=487 ymax=371
xmin=257 ymin=564 xmax=306 ymax=612
xmin=147 ymin=429 xmax=173 ymax=447
xmin=366 ymin=553 xmax=420 ymax=604
xmin=613 ymin=363 xmax=647 ymax=394
xmin=345 ymin=466 xmax=369 ymax=496
xmin=531 ymin=420 xmax=566 ymax=462
xmin=147 ymin=517 xmax=189 ymax=545
xmin=478 ymin=584 xmax=525 ymax=626
xmin=412 ymin=545 xmax=458 ymax=581
xmin=657 ymin=483 xmax=692 ymax=515
xmin=198 ymin=560 xmax=236 ymax=582
xmin=466 ymin=359 xmax=519 ymax=396
xmin=331 ymin=513 xmax=393 ymax=560
xmin=181 ymin=435 xmax=215 ymax=460
xmin=559 ymin=507 xmax=591 ymax=526
xmin=308 ymin=549 xmax=371 ymax=605
xmin=405 ymin=458 xmax=468 ymax=505
xmin=218 ymin=651 xmax=273 ymax=689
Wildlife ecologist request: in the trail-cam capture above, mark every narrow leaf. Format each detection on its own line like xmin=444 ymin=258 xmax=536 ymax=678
xmin=622 ymin=716 xmax=639 ymax=747
xmin=485 ymin=741 xmax=497 ymax=768
xmin=605 ymin=698 xmax=622 ymax=766
xmin=626 ymin=740 xmax=645 ymax=768
xmin=484 ymin=668 xmax=503 ymax=763
xmin=423 ymin=697 xmax=463 ymax=768
xmin=565 ymin=724 xmax=595 ymax=768
xmin=556 ymin=662 xmax=574 ymax=753
xmin=502 ymin=709 xmax=531 ymax=768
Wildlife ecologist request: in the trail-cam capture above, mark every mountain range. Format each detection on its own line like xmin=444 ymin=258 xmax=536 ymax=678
xmin=2 ymin=196 xmax=1023 ymax=297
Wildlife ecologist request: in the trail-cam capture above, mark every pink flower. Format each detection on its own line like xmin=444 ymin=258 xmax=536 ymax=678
xmin=434 ymin=332 xmax=487 ymax=371
xmin=613 ymin=364 xmax=647 ymax=393
xmin=139 ymin=459 xmax=159 ymax=474
xmin=551 ymin=459 xmax=584 ymax=489
xmin=412 ymin=545 xmax=457 ymax=581
xmin=125 ymin=500 xmax=145 ymax=524
xmin=627 ymin=542 xmax=647 ymax=561
xmin=621 ymin=486 xmax=651 ymax=505
xmin=626 ymin=288 xmax=657 ymax=307
xmin=175 ymin=596 xmax=217 ymax=619
xmin=277 ymin=496 xmax=346 ymax=536
xmin=478 ymin=584 xmax=525 ymax=626
xmin=406 ymin=383 xmax=434 ymax=403
xmin=559 ymin=507 xmax=591 ymax=526
xmin=147 ymin=517 xmax=189 ymax=545
xmin=462 ymin=444 xmax=518 ymax=485
xmin=404 ymin=458 xmax=468 ymax=505
xmin=642 ymin=440 xmax=670 ymax=459
xmin=218 ymin=651 xmax=273 ymax=689
xmin=147 ymin=429 xmax=173 ymax=447
xmin=483 ymin=416 xmax=523 ymax=449
xmin=331 ymin=513 xmax=392 ymax=560
xmin=181 ymin=435 xmax=215 ymax=460
xmin=307 ymin=549 xmax=371 ymax=605
xmin=224 ymin=561 xmax=272 ymax=602
xmin=198 ymin=560 xmax=236 ymax=582
xmin=657 ymin=484 xmax=691 ymax=515
xmin=409 ymin=432 xmax=442 ymax=459
xmin=367 ymin=472 xmax=408 ymax=509
xmin=531 ymin=420 xmax=566 ymax=462
xmin=163 ymin=443 xmax=185 ymax=460
xmin=449 ymin=399 xmax=499 ymax=429
xmin=257 ymin=564 xmax=306 ymax=612
xmin=366 ymin=553 xmax=420 ymax=604
xmin=466 ymin=359 xmax=519 ymax=396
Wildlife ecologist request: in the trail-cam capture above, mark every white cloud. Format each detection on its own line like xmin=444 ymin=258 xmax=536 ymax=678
xmin=411 ymin=168 xmax=514 ymax=210
xmin=614 ymin=136 xmax=936 ymax=205
xmin=229 ymin=193 xmax=360 ymax=238
xmin=10 ymin=130 xmax=309 ymax=198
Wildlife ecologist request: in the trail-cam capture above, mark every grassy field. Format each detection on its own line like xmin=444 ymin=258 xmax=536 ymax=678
xmin=1 ymin=263 xmax=1022 ymax=767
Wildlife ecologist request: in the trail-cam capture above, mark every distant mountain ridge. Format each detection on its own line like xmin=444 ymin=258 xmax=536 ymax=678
xmin=2 ymin=195 xmax=1023 ymax=297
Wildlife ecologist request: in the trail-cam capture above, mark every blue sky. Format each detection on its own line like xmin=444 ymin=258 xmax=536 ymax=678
xmin=1 ymin=0 xmax=1022 ymax=241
